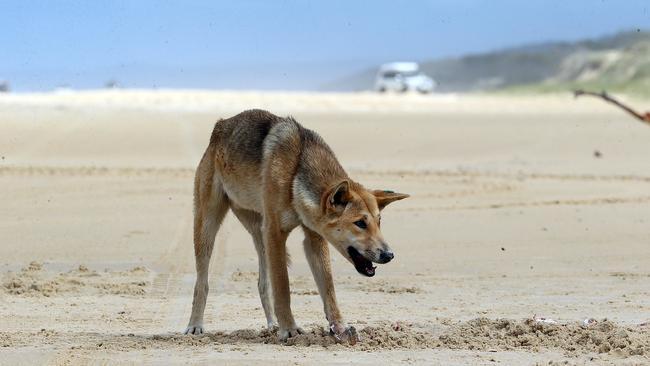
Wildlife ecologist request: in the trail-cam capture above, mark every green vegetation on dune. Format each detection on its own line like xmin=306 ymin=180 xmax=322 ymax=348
xmin=497 ymin=80 xmax=650 ymax=97
xmin=497 ymin=40 xmax=650 ymax=97
xmin=324 ymin=30 xmax=650 ymax=96
xmin=494 ymin=81 xmax=650 ymax=98
xmin=434 ymin=30 xmax=650 ymax=95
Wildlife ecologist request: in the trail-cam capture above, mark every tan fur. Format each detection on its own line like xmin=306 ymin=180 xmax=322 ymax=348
xmin=184 ymin=109 xmax=409 ymax=341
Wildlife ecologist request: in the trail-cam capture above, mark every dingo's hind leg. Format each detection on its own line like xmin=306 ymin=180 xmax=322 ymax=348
xmin=232 ymin=207 xmax=276 ymax=328
xmin=185 ymin=155 xmax=229 ymax=335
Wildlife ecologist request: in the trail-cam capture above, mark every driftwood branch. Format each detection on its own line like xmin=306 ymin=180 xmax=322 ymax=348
xmin=573 ymin=89 xmax=650 ymax=126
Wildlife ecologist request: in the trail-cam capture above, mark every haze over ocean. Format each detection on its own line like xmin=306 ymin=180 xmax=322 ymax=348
xmin=2 ymin=0 xmax=648 ymax=91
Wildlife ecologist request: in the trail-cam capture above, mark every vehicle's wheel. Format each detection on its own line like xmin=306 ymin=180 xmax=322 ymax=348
xmin=398 ymin=85 xmax=408 ymax=93
xmin=418 ymin=89 xmax=431 ymax=94
xmin=378 ymin=87 xmax=386 ymax=93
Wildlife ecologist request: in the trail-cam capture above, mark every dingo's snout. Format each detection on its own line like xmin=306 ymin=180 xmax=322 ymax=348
xmin=378 ymin=249 xmax=394 ymax=263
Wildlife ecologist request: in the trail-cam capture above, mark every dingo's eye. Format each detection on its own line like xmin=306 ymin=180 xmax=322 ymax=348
xmin=354 ymin=220 xmax=367 ymax=229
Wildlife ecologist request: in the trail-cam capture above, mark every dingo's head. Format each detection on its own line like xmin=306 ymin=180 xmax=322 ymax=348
xmin=319 ymin=180 xmax=409 ymax=277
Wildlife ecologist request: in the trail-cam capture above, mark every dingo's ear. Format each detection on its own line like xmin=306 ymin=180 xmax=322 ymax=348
xmin=372 ymin=190 xmax=409 ymax=210
xmin=324 ymin=180 xmax=351 ymax=213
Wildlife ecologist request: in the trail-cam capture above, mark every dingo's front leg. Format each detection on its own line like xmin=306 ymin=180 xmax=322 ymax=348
xmin=302 ymin=226 xmax=358 ymax=344
xmin=265 ymin=216 xmax=302 ymax=341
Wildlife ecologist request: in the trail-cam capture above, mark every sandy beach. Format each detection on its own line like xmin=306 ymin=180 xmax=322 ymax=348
xmin=1 ymin=90 xmax=649 ymax=365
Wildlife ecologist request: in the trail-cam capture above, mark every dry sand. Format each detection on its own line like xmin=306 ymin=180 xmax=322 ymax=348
xmin=1 ymin=90 xmax=649 ymax=365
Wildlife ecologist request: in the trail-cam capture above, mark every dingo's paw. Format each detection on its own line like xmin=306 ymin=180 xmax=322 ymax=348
xmin=330 ymin=323 xmax=359 ymax=345
xmin=278 ymin=325 xmax=304 ymax=341
xmin=184 ymin=325 xmax=204 ymax=335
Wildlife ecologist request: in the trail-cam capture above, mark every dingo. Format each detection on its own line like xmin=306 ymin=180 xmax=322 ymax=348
xmin=184 ymin=110 xmax=408 ymax=342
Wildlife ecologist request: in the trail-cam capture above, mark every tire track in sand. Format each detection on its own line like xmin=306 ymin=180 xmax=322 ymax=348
xmin=151 ymin=214 xmax=232 ymax=331
xmin=44 ymin=118 xmax=231 ymax=365
xmin=152 ymin=117 xmax=233 ymax=333
xmin=4 ymin=164 xmax=649 ymax=212
xmin=2 ymin=165 xmax=650 ymax=184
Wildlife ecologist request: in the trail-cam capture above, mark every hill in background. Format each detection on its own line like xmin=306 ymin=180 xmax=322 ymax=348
xmin=323 ymin=30 xmax=650 ymax=95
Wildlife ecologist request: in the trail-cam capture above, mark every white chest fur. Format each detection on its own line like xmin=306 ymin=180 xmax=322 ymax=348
xmin=279 ymin=209 xmax=301 ymax=231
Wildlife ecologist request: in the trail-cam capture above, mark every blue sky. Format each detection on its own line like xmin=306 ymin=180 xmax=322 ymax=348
xmin=2 ymin=0 xmax=648 ymax=91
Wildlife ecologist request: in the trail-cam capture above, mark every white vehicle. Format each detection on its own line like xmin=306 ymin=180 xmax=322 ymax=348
xmin=374 ymin=62 xmax=436 ymax=94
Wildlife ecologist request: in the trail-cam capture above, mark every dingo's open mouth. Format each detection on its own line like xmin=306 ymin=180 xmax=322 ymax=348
xmin=347 ymin=246 xmax=376 ymax=277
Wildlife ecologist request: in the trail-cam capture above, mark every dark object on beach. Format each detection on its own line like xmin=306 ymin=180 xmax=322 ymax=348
xmin=574 ymin=89 xmax=650 ymax=126
xmin=593 ymin=150 xmax=602 ymax=158
xmin=104 ymin=79 xmax=120 ymax=89
xmin=0 ymin=81 xmax=9 ymax=93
